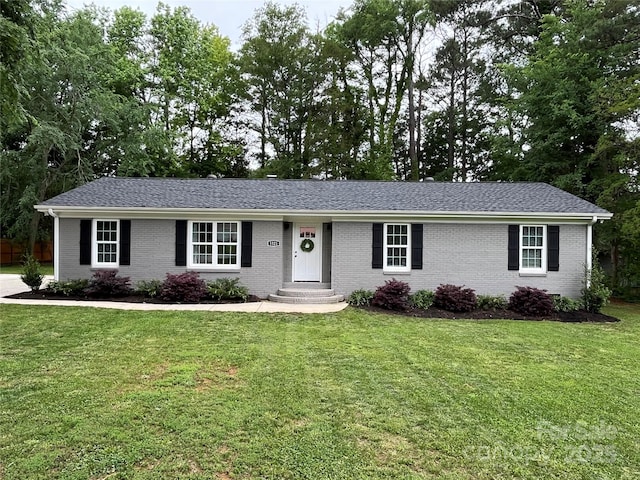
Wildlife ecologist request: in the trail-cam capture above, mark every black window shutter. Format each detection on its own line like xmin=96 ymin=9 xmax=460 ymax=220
xmin=175 ymin=220 xmax=187 ymax=266
xmin=548 ymin=225 xmax=560 ymax=271
xmin=119 ymin=220 xmax=131 ymax=266
xmin=80 ymin=219 xmax=92 ymax=265
xmin=508 ymin=225 xmax=519 ymax=271
xmin=241 ymin=221 xmax=252 ymax=267
xmin=372 ymin=223 xmax=383 ymax=269
xmin=411 ymin=223 xmax=423 ymax=270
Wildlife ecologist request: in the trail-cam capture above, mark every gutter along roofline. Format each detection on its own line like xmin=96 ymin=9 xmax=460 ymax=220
xmin=35 ymin=205 xmax=613 ymax=223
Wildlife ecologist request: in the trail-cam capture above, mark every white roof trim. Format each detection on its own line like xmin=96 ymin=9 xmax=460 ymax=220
xmin=35 ymin=204 xmax=613 ymax=223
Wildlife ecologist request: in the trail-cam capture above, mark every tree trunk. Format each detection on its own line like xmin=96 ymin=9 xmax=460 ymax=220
xmin=407 ymin=35 xmax=418 ymax=181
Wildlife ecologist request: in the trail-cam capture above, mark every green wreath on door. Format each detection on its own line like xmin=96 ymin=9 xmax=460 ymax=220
xmin=300 ymin=238 xmax=315 ymax=252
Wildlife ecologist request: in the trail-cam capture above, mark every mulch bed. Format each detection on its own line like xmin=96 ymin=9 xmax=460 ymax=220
xmin=5 ymin=290 xmax=621 ymax=322
xmin=5 ymin=290 xmax=261 ymax=304
xmin=358 ymin=305 xmax=620 ymax=323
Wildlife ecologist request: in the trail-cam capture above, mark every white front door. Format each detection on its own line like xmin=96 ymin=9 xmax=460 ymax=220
xmin=293 ymin=223 xmax=322 ymax=282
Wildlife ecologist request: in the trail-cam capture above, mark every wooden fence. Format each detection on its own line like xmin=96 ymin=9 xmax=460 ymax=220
xmin=0 ymin=239 xmax=53 ymax=265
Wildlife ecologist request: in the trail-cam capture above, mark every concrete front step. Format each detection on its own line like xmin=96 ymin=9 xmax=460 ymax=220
xmin=268 ymin=293 xmax=345 ymax=304
xmin=277 ymin=288 xmax=336 ymax=298
xmin=282 ymin=282 xmax=331 ymax=290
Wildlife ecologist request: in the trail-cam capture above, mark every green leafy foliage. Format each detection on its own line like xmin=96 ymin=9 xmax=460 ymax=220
xmin=434 ymin=284 xmax=477 ymax=312
xmin=135 ymin=279 xmax=163 ymax=298
xmin=552 ymin=296 xmax=581 ymax=313
xmin=477 ymin=294 xmax=508 ymax=311
xmin=582 ymin=258 xmax=612 ymax=313
xmin=160 ymin=272 xmax=208 ymax=303
xmin=409 ymin=289 xmax=435 ymax=310
xmin=508 ymin=286 xmax=554 ymax=317
xmin=20 ymin=254 xmax=44 ymax=292
xmin=47 ymin=279 xmax=89 ymax=297
xmin=372 ymin=279 xmax=411 ymax=311
xmin=207 ymin=278 xmax=249 ymax=302
xmin=347 ymin=289 xmax=374 ymax=307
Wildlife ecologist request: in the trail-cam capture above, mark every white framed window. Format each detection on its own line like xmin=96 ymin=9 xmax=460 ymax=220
xmin=520 ymin=225 xmax=546 ymax=274
xmin=188 ymin=221 xmax=240 ymax=269
xmin=384 ymin=223 xmax=411 ymax=272
xmin=93 ymin=219 xmax=119 ymax=267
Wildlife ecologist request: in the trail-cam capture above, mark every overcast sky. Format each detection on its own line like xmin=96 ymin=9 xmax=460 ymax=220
xmin=66 ymin=0 xmax=352 ymax=45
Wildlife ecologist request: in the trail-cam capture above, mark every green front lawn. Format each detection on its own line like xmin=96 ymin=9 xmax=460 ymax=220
xmin=1 ymin=304 xmax=638 ymax=479
xmin=0 ymin=263 xmax=54 ymax=275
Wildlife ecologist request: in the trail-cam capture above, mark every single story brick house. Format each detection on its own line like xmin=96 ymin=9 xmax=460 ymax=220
xmin=35 ymin=177 xmax=611 ymax=301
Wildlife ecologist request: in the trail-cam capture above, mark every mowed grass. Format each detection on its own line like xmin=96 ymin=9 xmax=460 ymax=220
xmin=0 ymin=264 xmax=54 ymax=275
xmin=1 ymin=304 xmax=638 ymax=479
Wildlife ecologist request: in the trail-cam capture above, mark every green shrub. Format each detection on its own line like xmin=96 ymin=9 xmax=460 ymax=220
xmin=47 ymin=279 xmax=89 ymax=296
xmin=160 ymin=272 xmax=208 ymax=303
xmin=582 ymin=256 xmax=611 ymax=313
xmin=20 ymin=254 xmax=44 ymax=292
xmin=372 ymin=279 xmax=411 ymax=311
xmin=409 ymin=290 xmax=435 ymax=310
xmin=135 ymin=280 xmax=163 ymax=298
xmin=434 ymin=284 xmax=477 ymax=312
xmin=207 ymin=278 xmax=249 ymax=302
xmin=347 ymin=289 xmax=374 ymax=307
xmin=508 ymin=286 xmax=554 ymax=317
xmin=553 ymin=295 xmax=581 ymax=313
xmin=477 ymin=294 xmax=508 ymax=311
xmin=84 ymin=270 xmax=132 ymax=298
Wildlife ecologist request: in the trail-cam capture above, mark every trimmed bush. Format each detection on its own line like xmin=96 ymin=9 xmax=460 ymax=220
xmin=477 ymin=294 xmax=508 ymax=311
xmin=85 ymin=270 xmax=132 ymax=298
xmin=20 ymin=254 xmax=44 ymax=292
xmin=409 ymin=290 xmax=435 ymax=310
xmin=347 ymin=289 xmax=374 ymax=307
xmin=508 ymin=286 xmax=554 ymax=317
xmin=47 ymin=279 xmax=89 ymax=296
xmin=434 ymin=284 xmax=477 ymax=312
xmin=553 ymin=295 xmax=581 ymax=313
xmin=135 ymin=280 xmax=163 ymax=298
xmin=207 ymin=278 xmax=249 ymax=302
xmin=582 ymin=257 xmax=611 ymax=313
xmin=372 ymin=279 xmax=411 ymax=311
xmin=160 ymin=272 xmax=208 ymax=303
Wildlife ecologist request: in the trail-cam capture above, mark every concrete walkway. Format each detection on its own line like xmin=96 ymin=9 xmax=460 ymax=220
xmin=0 ymin=275 xmax=348 ymax=313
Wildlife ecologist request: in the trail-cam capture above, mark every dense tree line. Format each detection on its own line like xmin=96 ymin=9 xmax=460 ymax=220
xmin=1 ymin=0 xmax=638 ymax=295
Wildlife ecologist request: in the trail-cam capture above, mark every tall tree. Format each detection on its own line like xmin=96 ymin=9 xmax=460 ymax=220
xmin=239 ymin=2 xmax=325 ymax=178
xmin=504 ymin=0 xmax=640 ymax=289
xmin=419 ymin=0 xmax=492 ymax=181
xmin=1 ymin=6 xmax=124 ymax=247
xmin=335 ymin=0 xmax=432 ymax=179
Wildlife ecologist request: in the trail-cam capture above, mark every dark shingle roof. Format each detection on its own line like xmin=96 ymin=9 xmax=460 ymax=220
xmin=39 ymin=177 xmax=610 ymax=215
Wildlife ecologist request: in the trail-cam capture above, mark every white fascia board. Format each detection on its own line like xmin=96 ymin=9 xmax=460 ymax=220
xmin=35 ymin=205 xmax=613 ymax=223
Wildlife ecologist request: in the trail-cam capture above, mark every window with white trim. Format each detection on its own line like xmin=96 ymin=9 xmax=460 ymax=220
xmin=520 ymin=225 xmax=546 ymax=273
xmin=384 ymin=223 xmax=410 ymax=272
xmin=93 ymin=219 xmax=119 ymax=267
xmin=188 ymin=221 xmax=240 ymax=269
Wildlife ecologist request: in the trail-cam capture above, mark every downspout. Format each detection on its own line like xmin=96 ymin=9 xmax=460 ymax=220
xmin=47 ymin=209 xmax=60 ymax=281
xmin=586 ymin=216 xmax=597 ymax=288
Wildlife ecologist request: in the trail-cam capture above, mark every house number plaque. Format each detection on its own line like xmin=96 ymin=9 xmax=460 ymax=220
xmin=267 ymin=240 xmax=280 ymax=247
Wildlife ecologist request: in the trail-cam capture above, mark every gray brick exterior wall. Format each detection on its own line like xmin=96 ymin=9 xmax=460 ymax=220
xmin=331 ymin=222 xmax=587 ymax=298
xmin=58 ymin=218 xmax=283 ymax=298
xmin=283 ymin=223 xmax=292 ymax=283
xmin=58 ymin=218 xmax=589 ymax=299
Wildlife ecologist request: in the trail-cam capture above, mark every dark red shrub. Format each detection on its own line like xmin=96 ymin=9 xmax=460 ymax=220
xmin=434 ymin=284 xmax=477 ymax=312
xmin=85 ymin=270 xmax=132 ymax=298
xmin=160 ymin=272 xmax=207 ymax=303
xmin=508 ymin=286 xmax=554 ymax=317
xmin=372 ymin=279 xmax=411 ymax=311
